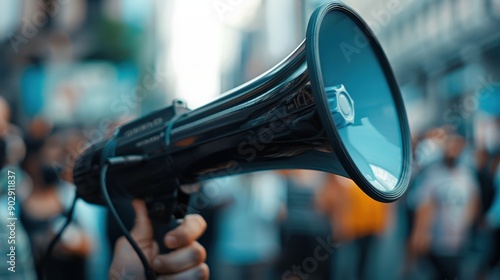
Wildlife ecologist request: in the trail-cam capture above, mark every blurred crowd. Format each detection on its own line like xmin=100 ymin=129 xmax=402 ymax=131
xmin=1 ymin=87 xmax=500 ymax=280
xmin=0 ymin=96 xmax=111 ymax=280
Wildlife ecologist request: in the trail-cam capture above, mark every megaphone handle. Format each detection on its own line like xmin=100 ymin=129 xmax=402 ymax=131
xmin=146 ymin=191 xmax=181 ymax=254
xmin=151 ymin=216 xmax=181 ymax=254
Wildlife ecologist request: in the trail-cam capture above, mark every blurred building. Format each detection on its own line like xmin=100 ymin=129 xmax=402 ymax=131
xmin=0 ymin=0 xmax=159 ymax=127
xmin=344 ymin=0 xmax=500 ymax=137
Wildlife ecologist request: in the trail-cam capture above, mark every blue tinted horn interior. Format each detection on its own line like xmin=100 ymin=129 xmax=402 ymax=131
xmin=318 ymin=10 xmax=403 ymax=192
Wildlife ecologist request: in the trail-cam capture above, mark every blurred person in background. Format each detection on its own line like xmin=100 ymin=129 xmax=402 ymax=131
xmin=0 ymin=96 xmax=11 ymax=136
xmin=20 ymin=117 xmax=53 ymax=199
xmin=278 ymin=170 xmax=332 ymax=280
xmin=195 ymin=180 xmax=236 ymax=276
xmin=476 ymin=158 xmax=500 ymax=279
xmin=318 ymin=174 xmax=392 ymax=280
xmin=410 ymin=133 xmax=480 ymax=280
xmin=475 ymin=86 xmax=500 ymax=279
xmin=213 ymin=172 xmax=285 ymax=280
xmin=483 ymin=157 xmax=500 ymax=277
xmin=20 ymin=129 xmax=91 ymax=280
xmin=0 ymin=98 xmax=37 ymax=280
xmin=402 ymin=127 xmax=448 ymax=277
xmin=57 ymin=128 xmax=112 ymax=280
xmin=0 ymin=96 xmax=23 ymax=136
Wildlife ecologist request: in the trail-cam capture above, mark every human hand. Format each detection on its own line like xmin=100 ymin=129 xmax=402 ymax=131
xmin=109 ymin=200 xmax=208 ymax=280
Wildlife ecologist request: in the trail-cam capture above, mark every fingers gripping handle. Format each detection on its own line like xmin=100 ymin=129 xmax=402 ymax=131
xmin=145 ymin=189 xmax=187 ymax=254
xmin=150 ymin=217 xmax=181 ymax=254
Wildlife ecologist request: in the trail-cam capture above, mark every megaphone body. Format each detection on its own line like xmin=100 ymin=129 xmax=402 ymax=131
xmin=74 ymin=41 xmax=343 ymax=203
xmin=73 ymin=1 xmax=411 ymax=253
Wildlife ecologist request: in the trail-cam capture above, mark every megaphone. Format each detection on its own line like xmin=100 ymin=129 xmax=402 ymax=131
xmin=73 ymin=0 xmax=410 ymax=255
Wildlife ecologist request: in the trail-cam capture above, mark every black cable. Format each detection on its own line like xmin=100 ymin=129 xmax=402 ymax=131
xmin=44 ymin=192 xmax=78 ymax=280
xmin=100 ymin=163 xmax=156 ymax=280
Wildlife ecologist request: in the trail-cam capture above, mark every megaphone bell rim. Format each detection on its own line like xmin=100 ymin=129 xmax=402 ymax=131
xmin=305 ymin=2 xmax=412 ymax=202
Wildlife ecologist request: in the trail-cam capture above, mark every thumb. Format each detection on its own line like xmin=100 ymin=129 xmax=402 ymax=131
xmin=130 ymin=199 xmax=153 ymax=241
